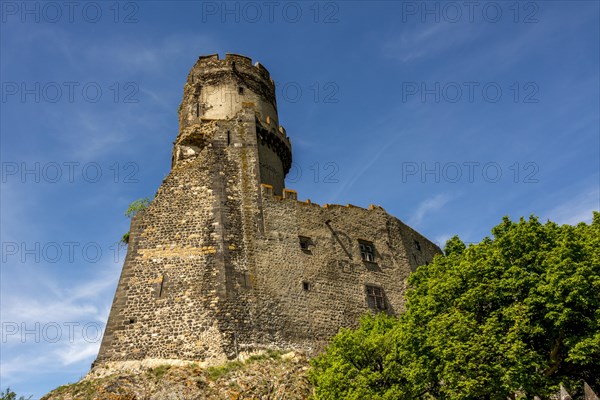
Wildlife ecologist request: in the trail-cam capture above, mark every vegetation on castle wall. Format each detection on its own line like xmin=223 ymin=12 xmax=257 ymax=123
xmin=124 ymin=197 xmax=152 ymax=218
xmin=309 ymin=213 xmax=600 ymax=399
xmin=120 ymin=197 xmax=152 ymax=244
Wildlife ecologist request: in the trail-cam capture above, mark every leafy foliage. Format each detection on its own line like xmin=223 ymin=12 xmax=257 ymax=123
xmin=124 ymin=197 xmax=152 ymax=218
xmin=120 ymin=232 xmax=130 ymax=245
xmin=120 ymin=197 xmax=152 ymax=244
xmin=0 ymin=388 xmax=31 ymax=400
xmin=309 ymin=214 xmax=600 ymax=399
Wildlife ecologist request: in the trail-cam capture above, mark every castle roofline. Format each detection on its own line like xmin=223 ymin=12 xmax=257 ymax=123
xmin=196 ymin=53 xmax=272 ymax=83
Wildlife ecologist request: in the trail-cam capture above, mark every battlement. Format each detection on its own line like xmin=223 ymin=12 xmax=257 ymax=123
xmin=259 ymin=184 xmax=386 ymax=212
xmin=185 ymin=53 xmax=279 ymax=128
xmin=194 ymin=53 xmax=274 ymax=84
xmin=258 ymin=114 xmax=290 ymax=145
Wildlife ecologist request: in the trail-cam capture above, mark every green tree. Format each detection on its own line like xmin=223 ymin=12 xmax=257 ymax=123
xmin=309 ymin=214 xmax=600 ymax=399
xmin=0 ymin=388 xmax=31 ymax=400
xmin=121 ymin=197 xmax=152 ymax=244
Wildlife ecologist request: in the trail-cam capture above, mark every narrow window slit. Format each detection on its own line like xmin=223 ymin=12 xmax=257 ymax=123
xmin=158 ymin=276 xmax=165 ymax=298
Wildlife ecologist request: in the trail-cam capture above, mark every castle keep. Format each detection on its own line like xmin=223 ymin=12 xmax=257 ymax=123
xmin=95 ymin=54 xmax=441 ymax=367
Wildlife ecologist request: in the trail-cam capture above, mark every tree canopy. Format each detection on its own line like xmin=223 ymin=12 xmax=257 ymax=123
xmin=309 ymin=213 xmax=600 ymax=399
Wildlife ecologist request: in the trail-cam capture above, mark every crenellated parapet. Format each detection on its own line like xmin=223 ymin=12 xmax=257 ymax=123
xmin=256 ymin=122 xmax=292 ymax=175
xmin=195 ymin=54 xmax=273 ymax=82
xmin=259 ymin=183 xmax=386 ymax=212
xmin=185 ymin=53 xmax=277 ymax=115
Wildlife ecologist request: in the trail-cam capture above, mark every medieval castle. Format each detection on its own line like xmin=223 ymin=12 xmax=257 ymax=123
xmin=94 ymin=54 xmax=441 ymax=369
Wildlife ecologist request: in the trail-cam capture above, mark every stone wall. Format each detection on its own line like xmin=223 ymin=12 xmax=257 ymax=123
xmin=246 ymin=190 xmax=442 ymax=352
xmin=94 ymin=54 xmax=442 ymax=369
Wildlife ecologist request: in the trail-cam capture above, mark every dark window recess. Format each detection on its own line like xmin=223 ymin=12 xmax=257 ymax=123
xmin=196 ymin=103 xmax=201 ymax=117
xmin=238 ymin=86 xmax=244 ymax=95
xmin=366 ymin=285 xmax=386 ymax=310
xmin=302 ymin=281 xmax=311 ymax=291
xmin=299 ymin=236 xmax=312 ymax=252
xmin=414 ymin=240 xmax=421 ymax=251
xmin=227 ymin=131 xmax=231 ymax=146
xmin=359 ymin=241 xmax=375 ymax=262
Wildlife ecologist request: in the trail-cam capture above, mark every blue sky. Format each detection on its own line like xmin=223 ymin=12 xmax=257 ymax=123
xmin=1 ymin=1 xmax=598 ymax=397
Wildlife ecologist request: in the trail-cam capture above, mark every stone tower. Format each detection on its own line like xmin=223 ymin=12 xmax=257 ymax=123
xmin=95 ymin=54 xmax=441 ymax=368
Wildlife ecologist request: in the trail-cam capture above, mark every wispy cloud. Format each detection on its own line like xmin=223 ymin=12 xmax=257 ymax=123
xmin=432 ymin=233 xmax=452 ymax=250
xmin=381 ymin=22 xmax=476 ymax=64
xmin=1 ymin=266 xmax=116 ymax=326
xmin=0 ymin=257 xmax=118 ymax=386
xmin=3 ymin=24 xmax=216 ymax=75
xmin=409 ymin=193 xmax=455 ymax=227
xmin=0 ymin=333 xmax=102 ymax=388
xmin=542 ymin=187 xmax=599 ymax=226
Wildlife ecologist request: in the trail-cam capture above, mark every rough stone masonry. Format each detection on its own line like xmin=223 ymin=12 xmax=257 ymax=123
xmin=94 ymin=53 xmax=442 ymax=370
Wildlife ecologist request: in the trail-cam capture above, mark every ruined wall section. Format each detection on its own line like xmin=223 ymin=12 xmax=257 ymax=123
xmin=248 ymin=190 xmax=442 ymax=352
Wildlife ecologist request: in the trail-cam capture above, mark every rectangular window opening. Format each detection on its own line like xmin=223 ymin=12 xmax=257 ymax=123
xmin=302 ymin=281 xmax=310 ymax=291
xmin=359 ymin=240 xmax=375 ymax=263
xmin=365 ymin=285 xmax=386 ymax=311
xmin=299 ymin=236 xmax=312 ymax=252
xmin=238 ymin=86 xmax=244 ymax=95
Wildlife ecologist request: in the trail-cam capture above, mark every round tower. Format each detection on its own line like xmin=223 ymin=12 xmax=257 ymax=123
xmin=176 ymin=53 xmax=292 ymax=195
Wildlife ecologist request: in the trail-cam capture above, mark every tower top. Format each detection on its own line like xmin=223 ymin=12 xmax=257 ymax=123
xmin=176 ymin=53 xmax=291 ymax=191
xmin=181 ymin=53 xmax=281 ymax=126
xmin=195 ymin=53 xmax=274 ymax=83
xmin=186 ymin=53 xmax=277 ymax=113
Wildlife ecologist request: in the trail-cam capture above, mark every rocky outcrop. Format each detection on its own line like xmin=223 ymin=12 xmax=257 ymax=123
xmin=42 ymin=351 xmax=311 ymax=400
